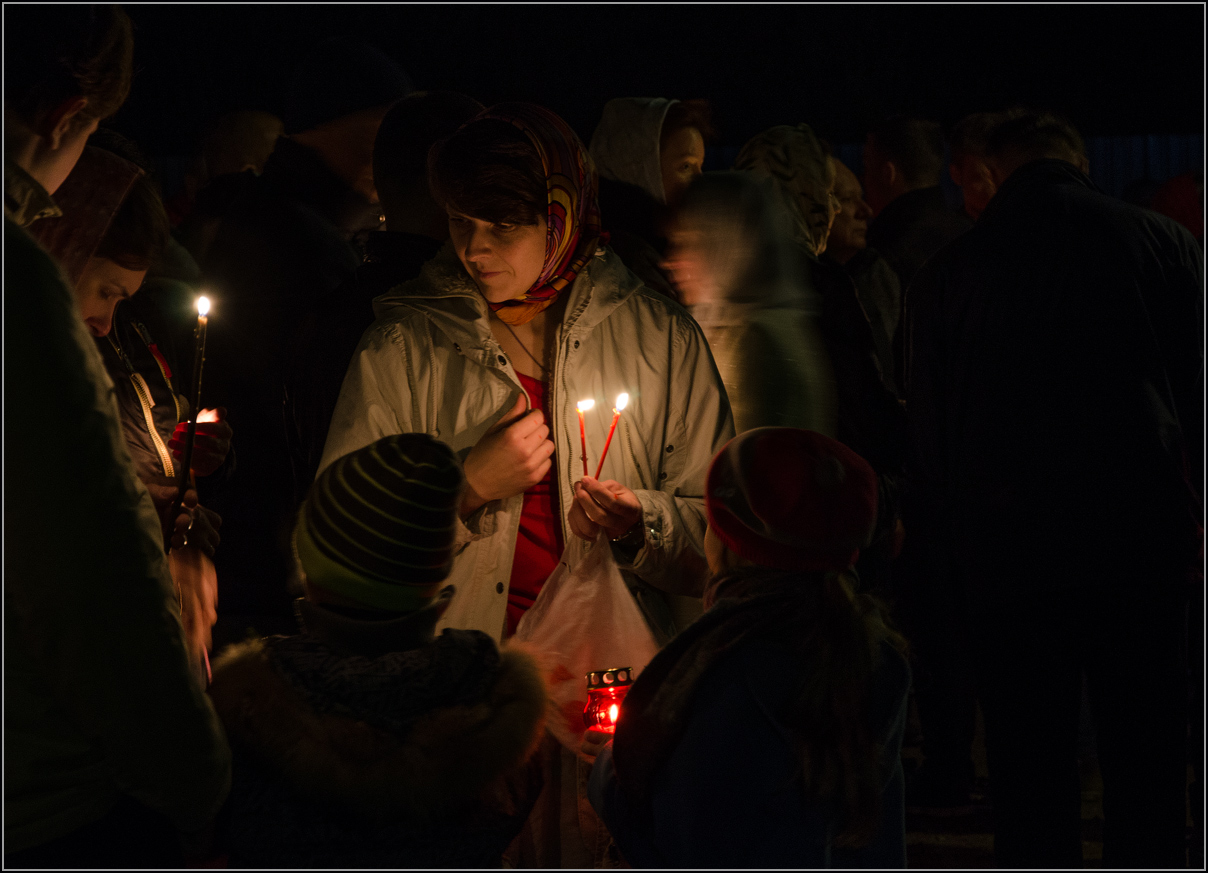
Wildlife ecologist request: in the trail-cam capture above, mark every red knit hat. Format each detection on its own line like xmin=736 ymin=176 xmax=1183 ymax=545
xmin=706 ymin=428 xmax=878 ymax=572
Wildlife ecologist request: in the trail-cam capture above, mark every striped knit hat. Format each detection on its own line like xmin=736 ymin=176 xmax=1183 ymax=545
xmin=294 ymin=435 xmax=464 ymax=613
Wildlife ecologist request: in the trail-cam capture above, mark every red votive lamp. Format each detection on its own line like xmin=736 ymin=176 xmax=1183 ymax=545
xmin=584 ymin=666 xmax=633 ymax=733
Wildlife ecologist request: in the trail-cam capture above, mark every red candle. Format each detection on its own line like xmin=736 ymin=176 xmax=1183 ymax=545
xmin=576 ymin=399 xmax=594 ymax=478
xmin=594 ymin=393 xmax=629 ymax=480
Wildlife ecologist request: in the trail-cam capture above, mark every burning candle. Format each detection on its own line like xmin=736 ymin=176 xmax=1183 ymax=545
xmin=576 ymin=398 xmax=595 ymax=478
xmin=593 ymin=392 xmax=629 ymax=480
xmin=583 ymin=667 xmax=633 ymax=733
xmin=168 ymin=295 xmax=211 ymax=544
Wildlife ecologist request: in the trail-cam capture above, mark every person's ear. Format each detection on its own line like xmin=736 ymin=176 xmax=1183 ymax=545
xmin=884 ymin=161 xmax=899 ymax=190
xmin=44 ymin=96 xmax=90 ymax=150
xmin=1077 ymin=156 xmax=1090 ymax=175
xmin=949 ymin=162 xmax=963 ymax=187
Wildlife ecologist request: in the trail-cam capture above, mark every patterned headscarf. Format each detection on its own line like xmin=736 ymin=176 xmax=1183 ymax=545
xmin=734 ymin=124 xmax=840 ymax=258
xmin=476 ymin=103 xmax=604 ymax=325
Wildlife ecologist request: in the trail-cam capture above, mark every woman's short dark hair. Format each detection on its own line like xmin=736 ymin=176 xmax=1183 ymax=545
xmin=4 ymin=5 xmax=134 ymax=132
xmin=428 ymin=118 xmax=546 ymax=226
xmin=661 ymin=99 xmax=717 ymax=149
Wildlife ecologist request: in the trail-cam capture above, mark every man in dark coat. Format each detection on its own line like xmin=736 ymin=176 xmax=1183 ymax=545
xmin=178 ymin=39 xmax=411 ymax=637
xmin=285 ymin=91 xmax=483 ymax=499
xmin=864 ymin=115 xmax=973 ymax=291
xmin=904 ymin=111 xmax=1203 ymax=869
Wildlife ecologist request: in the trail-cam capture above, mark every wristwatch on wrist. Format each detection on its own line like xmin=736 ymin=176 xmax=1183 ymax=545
xmin=610 ymin=521 xmax=646 ymax=560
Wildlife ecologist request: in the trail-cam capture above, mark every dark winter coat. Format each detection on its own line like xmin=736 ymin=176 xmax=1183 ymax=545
xmin=99 ymin=303 xmax=188 ymax=487
xmin=210 ymin=595 xmax=547 ymax=868
xmin=178 ymin=136 xmax=379 ymax=618
xmin=588 ymin=569 xmax=910 ymax=869
xmin=831 ymin=247 xmax=903 ymax=395
xmin=285 ymin=229 xmax=443 ymax=502
xmin=867 ymin=185 xmax=972 ymax=292
xmin=806 ymin=252 xmax=907 ymax=478
xmin=904 ymin=159 xmax=1204 ymax=615
xmin=4 ymin=162 xmax=230 ymax=854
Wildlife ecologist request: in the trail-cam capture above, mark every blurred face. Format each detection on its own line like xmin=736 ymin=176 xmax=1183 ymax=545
xmin=950 ymin=154 xmax=997 ymax=220
xmin=660 ymin=126 xmax=706 ymax=207
xmin=663 ymin=214 xmax=754 ymax=307
xmin=663 ymin=222 xmax=715 ymax=307
xmin=827 ymin=161 xmax=873 ymax=262
xmin=448 ymin=209 xmax=548 ymax=303
xmin=75 ymin=256 xmax=145 ymax=337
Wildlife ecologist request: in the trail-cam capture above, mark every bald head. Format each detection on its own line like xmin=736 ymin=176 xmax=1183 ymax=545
xmin=986 ymin=111 xmax=1088 ymax=186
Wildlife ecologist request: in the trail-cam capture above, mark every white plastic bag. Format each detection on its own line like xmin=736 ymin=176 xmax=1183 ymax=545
xmin=514 ymin=531 xmax=659 ymax=751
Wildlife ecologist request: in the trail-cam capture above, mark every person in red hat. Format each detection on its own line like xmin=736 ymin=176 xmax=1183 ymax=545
xmin=586 ymin=427 xmax=910 ymax=868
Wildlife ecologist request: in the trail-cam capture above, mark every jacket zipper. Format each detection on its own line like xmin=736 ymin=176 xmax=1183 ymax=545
xmin=109 ymin=334 xmax=176 ymax=478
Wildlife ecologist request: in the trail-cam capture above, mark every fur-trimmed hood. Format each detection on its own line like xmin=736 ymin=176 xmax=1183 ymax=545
xmin=210 ymin=635 xmax=547 ymax=825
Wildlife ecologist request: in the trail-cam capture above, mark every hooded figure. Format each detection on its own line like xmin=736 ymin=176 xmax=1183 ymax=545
xmin=663 ymin=172 xmax=836 ymax=436
xmin=734 ymin=124 xmax=841 ymax=257
xmin=736 ymin=126 xmax=908 ymax=594
xmin=589 ymin=98 xmax=705 ymax=301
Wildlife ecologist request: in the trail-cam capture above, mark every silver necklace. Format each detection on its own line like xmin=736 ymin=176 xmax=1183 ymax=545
xmin=496 ymin=316 xmax=549 ymax=375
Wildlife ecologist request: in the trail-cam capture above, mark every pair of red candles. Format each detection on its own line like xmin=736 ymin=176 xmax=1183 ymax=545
xmin=576 ymin=393 xmax=629 ymax=479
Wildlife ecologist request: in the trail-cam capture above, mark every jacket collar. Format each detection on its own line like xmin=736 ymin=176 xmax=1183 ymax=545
xmin=4 ymin=156 xmax=61 ymax=228
xmin=979 ymin=159 xmax=1097 ymax=223
xmin=371 ymin=243 xmax=644 ymax=351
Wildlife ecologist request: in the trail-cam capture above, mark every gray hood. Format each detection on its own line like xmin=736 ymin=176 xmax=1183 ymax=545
xmin=589 ymin=98 xmax=678 ymax=205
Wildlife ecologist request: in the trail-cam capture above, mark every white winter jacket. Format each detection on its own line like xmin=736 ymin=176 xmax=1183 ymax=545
xmin=320 ymin=244 xmax=735 ymax=642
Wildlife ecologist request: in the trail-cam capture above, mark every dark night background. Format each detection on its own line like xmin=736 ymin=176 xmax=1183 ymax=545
xmin=113 ymin=4 xmax=1204 ymax=189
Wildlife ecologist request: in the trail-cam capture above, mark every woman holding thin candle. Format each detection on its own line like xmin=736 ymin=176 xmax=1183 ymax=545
xmin=29 ymin=140 xmax=233 ymax=673
xmin=321 ymin=102 xmax=733 ymax=646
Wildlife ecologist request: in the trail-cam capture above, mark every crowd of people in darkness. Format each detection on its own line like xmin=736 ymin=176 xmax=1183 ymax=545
xmin=4 ymin=5 xmax=1203 ymax=870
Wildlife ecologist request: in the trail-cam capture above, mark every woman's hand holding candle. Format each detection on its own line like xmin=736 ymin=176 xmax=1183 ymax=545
xmin=169 ymin=406 xmax=232 ymax=476
xmin=568 ymin=477 xmax=643 ymax=541
xmin=460 ymin=392 xmax=555 ymax=517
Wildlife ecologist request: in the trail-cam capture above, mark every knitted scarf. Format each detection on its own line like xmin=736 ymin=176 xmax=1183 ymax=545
xmin=477 ymin=103 xmax=604 ymax=325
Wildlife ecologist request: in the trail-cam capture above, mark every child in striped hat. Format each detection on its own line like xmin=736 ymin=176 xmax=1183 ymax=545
xmin=208 ymin=434 xmax=547 ymax=868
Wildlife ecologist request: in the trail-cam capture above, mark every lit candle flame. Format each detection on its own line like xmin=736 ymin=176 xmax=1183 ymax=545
xmin=197 ymin=296 xmax=211 ymax=317
xmin=577 ymin=398 xmax=595 ymax=412
xmin=608 ymin=703 xmax=619 ymax=724
xmin=196 ymin=408 xmax=220 ymax=423
xmin=615 ymin=392 xmax=629 ymax=411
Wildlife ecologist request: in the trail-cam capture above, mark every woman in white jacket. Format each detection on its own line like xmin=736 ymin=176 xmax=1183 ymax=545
xmin=320 ymin=103 xmax=733 ymax=644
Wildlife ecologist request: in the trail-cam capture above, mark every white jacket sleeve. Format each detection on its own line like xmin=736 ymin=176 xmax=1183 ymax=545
xmin=629 ymin=316 xmax=735 ymax=591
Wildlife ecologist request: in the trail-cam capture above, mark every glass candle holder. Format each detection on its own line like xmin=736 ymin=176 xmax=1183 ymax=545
xmin=583 ymin=666 xmax=633 ymax=733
